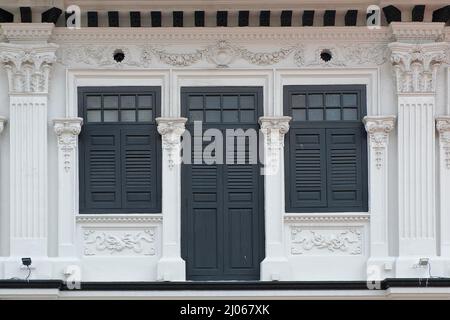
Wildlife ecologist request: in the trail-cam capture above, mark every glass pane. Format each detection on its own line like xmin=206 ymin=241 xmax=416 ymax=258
xmin=87 ymin=110 xmax=101 ymax=122
xmin=86 ymin=96 xmax=101 ymax=109
xmin=240 ymin=110 xmax=255 ymax=122
xmin=138 ymin=110 xmax=152 ymax=122
xmin=222 ymin=95 xmax=238 ymax=109
xmin=326 ymin=109 xmax=341 ymax=120
xmin=240 ymin=95 xmax=255 ymax=109
xmin=325 ymin=94 xmax=340 ymax=107
xmin=308 ymin=94 xmax=323 ymax=107
xmin=291 ymin=94 xmax=306 ymax=108
xmin=223 ymin=110 xmax=239 ymax=122
xmin=206 ymin=111 xmax=221 ymax=122
xmin=104 ymin=110 xmax=118 ymax=122
xmin=103 ymin=96 xmax=118 ymax=109
xmin=188 ymin=96 xmax=203 ymax=109
xmin=138 ymin=95 xmax=152 ymax=108
xmin=121 ymin=95 xmax=136 ymax=109
xmin=343 ymin=94 xmax=357 ymax=107
xmin=190 ymin=111 xmax=203 ymax=122
xmin=121 ymin=110 xmax=136 ymax=122
xmin=308 ymin=109 xmax=323 ymax=121
xmin=343 ymin=108 xmax=358 ymax=120
xmin=292 ymin=109 xmax=306 ymax=121
xmin=205 ymin=96 xmax=220 ymax=109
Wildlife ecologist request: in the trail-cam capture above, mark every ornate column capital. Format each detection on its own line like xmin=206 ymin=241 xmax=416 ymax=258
xmin=363 ymin=115 xmax=396 ymax=169
xmin=53 ymin=118 xmax=83 ymax=172
xmin=156 ymin=117 xmax=187 ymax=170
xmin=259 ymin=116 xmax=291 ymax=175
xmin=389 ymin=42 xmax=448 ymax=94
xmin=437 ymin=116 xmax=450 ymax=170
xmin=0 ymin=43 xmax=58 ymax=94
xmin=0 ymin=116 xmax=6 ymax=134
xmin=259 ymin=116 xmax=292 ymax=146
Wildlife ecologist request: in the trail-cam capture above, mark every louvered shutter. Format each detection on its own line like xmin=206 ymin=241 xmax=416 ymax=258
xmin=288 ymin=128 xmax=327 ymax=209
xmin=326 ymin=128 xmax=365 ymax=210
xmin=121 ymin=126 xmax=159 ymax=210
xmin=83 ymin=126 xmax=121 ymax=210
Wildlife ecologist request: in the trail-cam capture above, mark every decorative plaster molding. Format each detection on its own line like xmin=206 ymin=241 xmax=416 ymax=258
xmin=389 ymin=42 xmax=448 ymax=94
xmin=156 ymin=117 xmax=187 ymax=170
xmin=53 ymin=118 xmax=83 ymax=172
xmin=76 ymin=214 xmax=163 ymax=224
xmin=58 ymin=40 xmax=390 ymax=69
xmin=0 ymin=43 xmax=58 ymax=94
xmin=83 ymin=228 xmax=157 ymax=256
xmin=390 ymin=22 xmax=445 ymax=43
xmin=51 ymin=27 xmax=391 ymax=43
xmin=1 ymin=23 xmax=54 ymax=44
xmin=297 ymin=44 xmax=389 ymax=67
xmin=284 ymin=214 xmax=370 ymax=223
xmin=290 ymin=227 xmax=363 ymax=255
xmin=437 ymin=116 xmax=450 ymax=170
xmin=363 ymin=116 xmax=396 ymax=170
xmin=259 ymin=116 xmax=291 ymax=175
xmin=58 ymin=45 xmax=152 ymax=68
xmin=0 ymin=116 xmax=6 ymax=134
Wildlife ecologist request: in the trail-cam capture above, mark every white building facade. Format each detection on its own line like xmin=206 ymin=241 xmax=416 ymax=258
xmin=0 ymin=0 xmax=450 ymax=299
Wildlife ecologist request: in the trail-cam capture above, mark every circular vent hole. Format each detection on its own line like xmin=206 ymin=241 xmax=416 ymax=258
xmin=320 ymin=49 xmax=332 ymax=62
xmin=113 ymin=49 xmax=125 ymax=63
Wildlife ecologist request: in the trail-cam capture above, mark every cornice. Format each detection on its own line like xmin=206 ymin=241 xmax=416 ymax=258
xmin=51 ymin=27 xmax=392 ymax=43
xmin=284 ymin=214 xmax=370 ymax=223
xmin=76 ymin=214 xmax=163 ymax=224
xmin=390 ymin=22 xmax=445 ymax=43
xmin=0 ymin=23 xmax=54 ymax=44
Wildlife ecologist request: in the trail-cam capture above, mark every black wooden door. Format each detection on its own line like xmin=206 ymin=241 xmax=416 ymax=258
xmin=181 ymin=87 xmax=264 ymax=281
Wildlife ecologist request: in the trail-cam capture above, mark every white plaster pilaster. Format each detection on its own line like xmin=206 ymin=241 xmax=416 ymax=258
xmin=436 ymin=117 xmax=450 ymax=257
xmin=53 ymin=118 xmax=83 ymax=257
xmin=389 ymin=23 xmax=447 ymax=276
xmin=156 ymin=117 xmax=187 ymax=281
xmin=363 ymin=116 xmax=396 ymax=276
xmin=0 ymin=24 xmax=57 ymax=262
xmin=259 ymin=116 xmax=292 ymax=280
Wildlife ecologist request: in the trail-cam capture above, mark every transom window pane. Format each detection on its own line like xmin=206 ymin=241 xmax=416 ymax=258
xmin=189 ymin=96 xmax=204 ymax=109
xmin=138 ymin=95 xmax=152 ymax=108
xmin=184 ymin=92 xmax=261 ymax=124
xmin=121 ymin=96 xmax=136 ymax=109
xmin=84 ymin=92 xmax=155 ymax=124
xmin=240 ymin=95 xmax=255 ymax=109
xmin=205 ymin=96 xmax=221 ymax=109
xmin=104 ymin=96 xmax=118 ymax=109
xmin=86 ymin=96 xmax=101 ymax=109
xmin=292 ymin=94 xmax=306 ymax=108
xmin=121 ymin=110 xmax=136 ymax=122
xmin=222 ymin=96 xmax=239 ymax=109
xmin=308 ymin=94 xmax=323 ymax=107
xmin=288 ymin=90 xmax=363 ymax=122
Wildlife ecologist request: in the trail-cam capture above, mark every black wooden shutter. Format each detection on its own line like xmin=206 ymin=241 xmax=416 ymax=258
xmin=79 ymin=86 xmax=161 ymax=214
xmin=121 ymin=127 xmax=159 ymax=210
xmin=84 ymin=127 xmax=121 ymax=210
xmin=284 ymin=85 xmax=368 ymax=213
xmin=326 ymin=128 xmax=364 ymax=210
xmin=288 ymin=128 xmax=327 ymax=209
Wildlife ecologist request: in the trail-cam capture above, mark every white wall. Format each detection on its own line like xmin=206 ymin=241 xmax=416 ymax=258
xmin=0 ymin=24 xmax=449 ymax=282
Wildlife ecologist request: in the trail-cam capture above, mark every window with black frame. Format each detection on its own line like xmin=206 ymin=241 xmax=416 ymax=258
xmin=78 ymin=86 xmax=161 ymax=214
xmin=284 ymin=85 xmax=368 ymax=213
